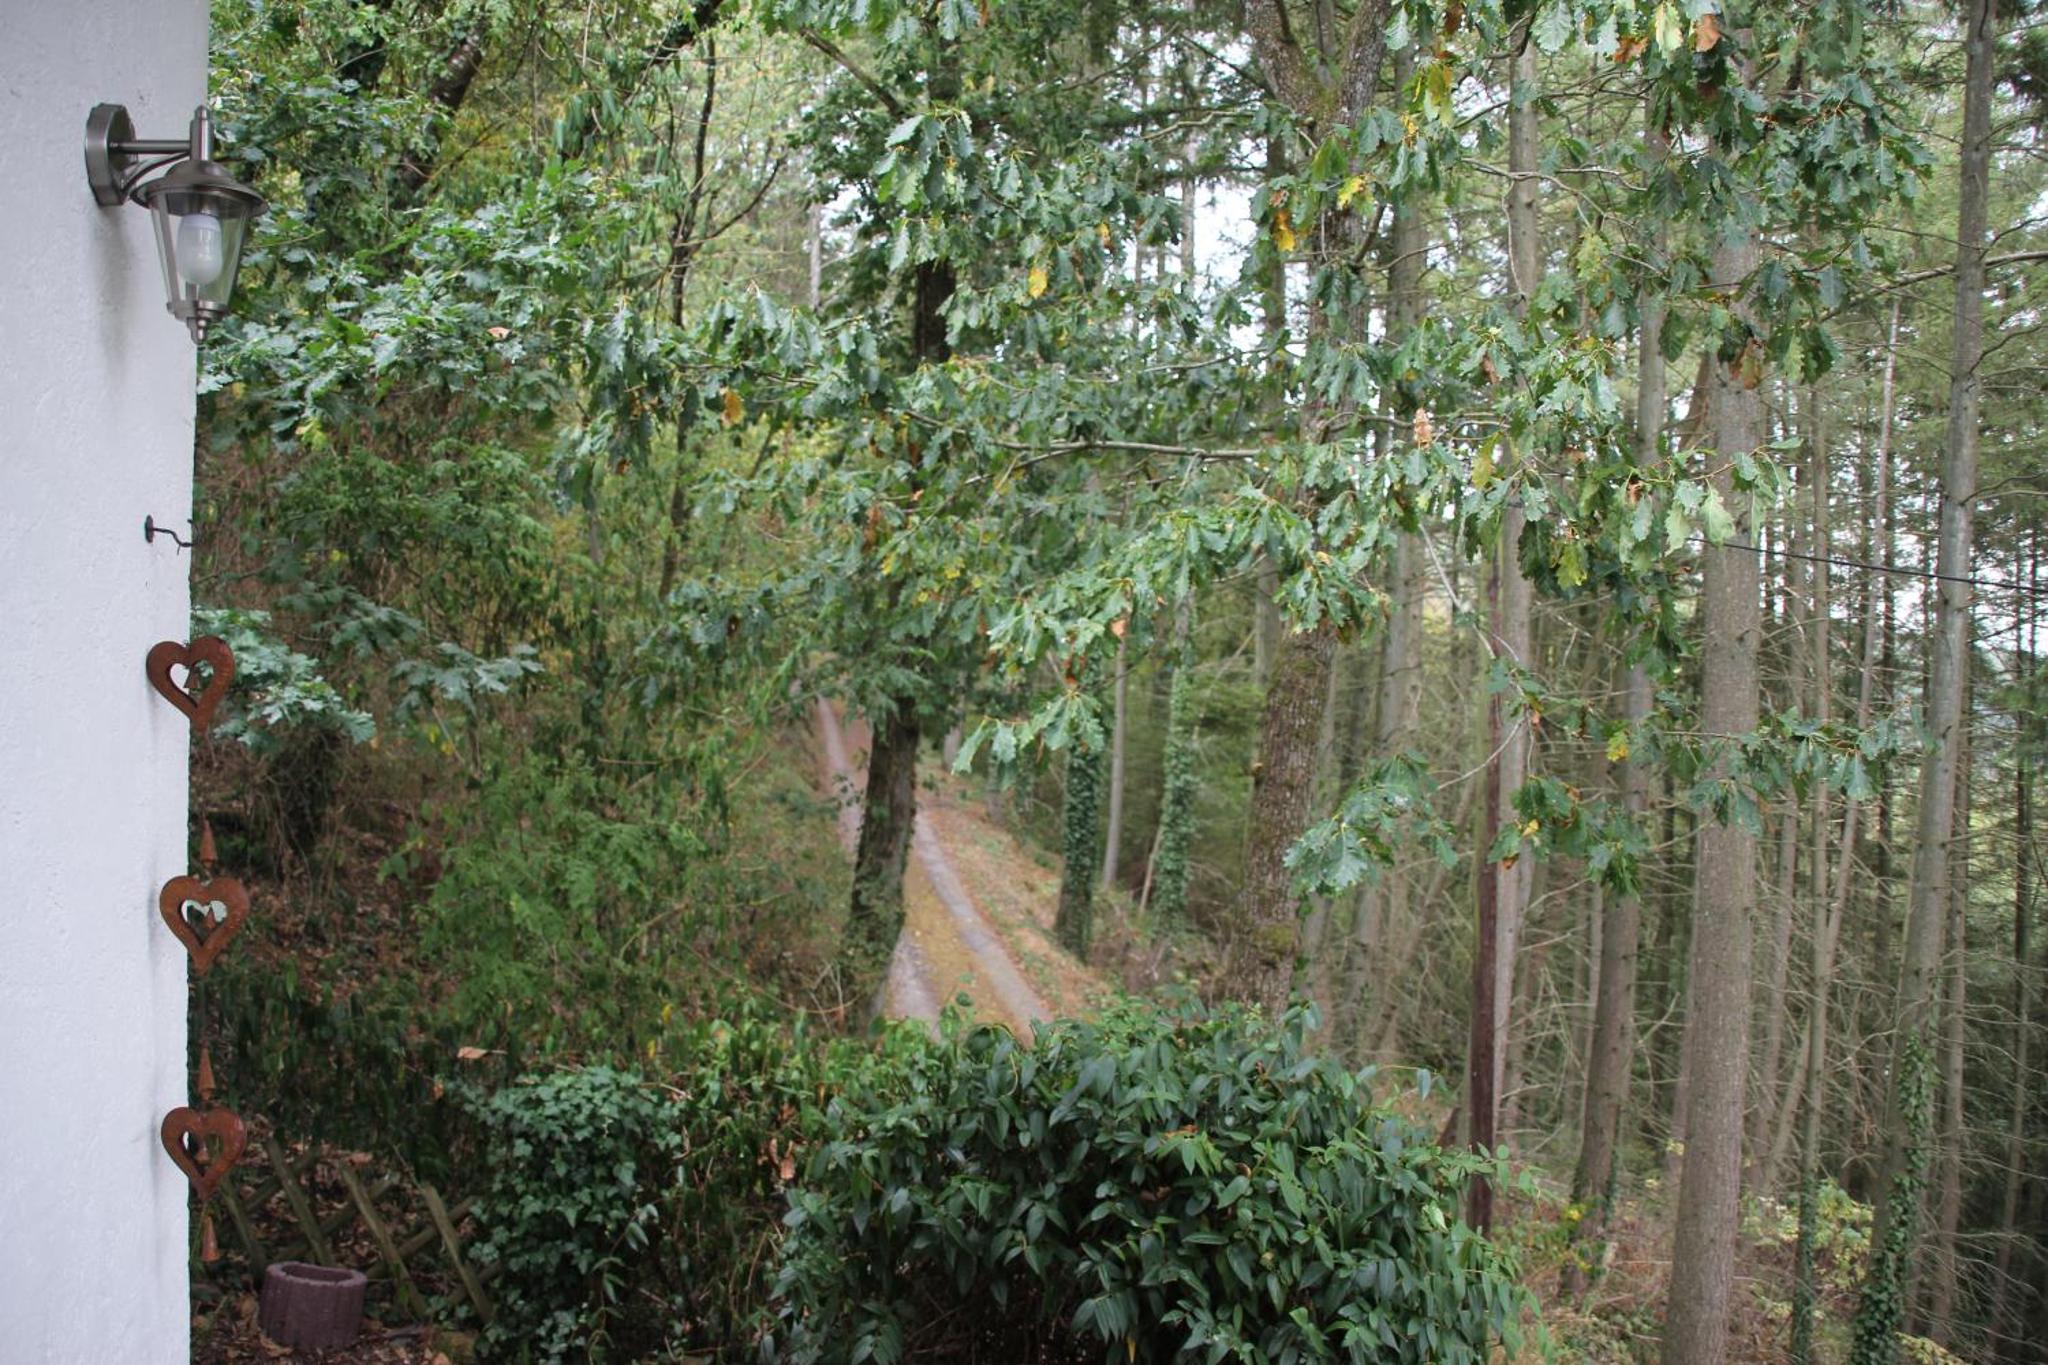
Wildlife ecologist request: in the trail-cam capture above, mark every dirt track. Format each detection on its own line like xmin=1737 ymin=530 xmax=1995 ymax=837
xmin=814 ymin=699 xmax=1053 ymax=1036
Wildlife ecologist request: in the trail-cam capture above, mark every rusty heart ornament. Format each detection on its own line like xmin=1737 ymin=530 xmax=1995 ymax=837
xmin=145 ymin=637 xmax=235 ymax=734
xmin=160 ymin=1106 xmax=247 ymax=1203
xmin=157 ymin=872 xmax=249 ymax=976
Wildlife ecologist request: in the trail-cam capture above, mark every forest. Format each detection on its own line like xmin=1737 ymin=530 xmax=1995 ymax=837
xmin=178 ymin=0 xmax=2045 ymax=1361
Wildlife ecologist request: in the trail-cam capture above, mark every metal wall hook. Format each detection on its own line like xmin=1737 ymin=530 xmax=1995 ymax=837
xmin=143 ymin=515 xmax=193 ymax=551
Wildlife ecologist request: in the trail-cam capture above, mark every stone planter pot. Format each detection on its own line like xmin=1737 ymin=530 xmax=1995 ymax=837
xmin=258 ymin=1261 xmax=368 ymax=1349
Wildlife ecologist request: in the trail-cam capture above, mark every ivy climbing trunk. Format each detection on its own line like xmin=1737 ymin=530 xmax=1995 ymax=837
xmin=1147 ymin=598 xmax=1198 ymax=923
xmin=1058 ymin=714 xmax=1105 ymax=956
xmin=1855 ymin=1 xmax=1990 ymax=1355
xmin=1101 ymin=634 xmax=1128 ymax=892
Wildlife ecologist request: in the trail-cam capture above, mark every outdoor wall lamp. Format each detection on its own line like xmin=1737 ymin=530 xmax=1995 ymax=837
xmin=85 ymin=104 xmax=266 ymax=343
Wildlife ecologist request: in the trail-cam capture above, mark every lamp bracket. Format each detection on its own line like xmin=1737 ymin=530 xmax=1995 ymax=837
xmin=85 ymin=104 xmax=192 ymax=206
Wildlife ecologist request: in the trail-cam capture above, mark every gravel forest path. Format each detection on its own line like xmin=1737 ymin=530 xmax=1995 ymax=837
xmin=813 ymin=700 xmax=1082 ymax=1038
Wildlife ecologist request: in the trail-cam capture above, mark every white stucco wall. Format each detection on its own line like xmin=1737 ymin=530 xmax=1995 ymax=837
xmin=0 ymin=0 xmax=210 ymax=1357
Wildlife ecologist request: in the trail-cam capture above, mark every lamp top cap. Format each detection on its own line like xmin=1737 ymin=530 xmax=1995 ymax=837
xmin=134 ymin=157 xmax=267 ymax=220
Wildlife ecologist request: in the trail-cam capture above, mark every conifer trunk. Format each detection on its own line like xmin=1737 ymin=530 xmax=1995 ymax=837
xmin=1565 ymin=108 xmax=1663 ymax=1293
xmin=1663 ymin=185 xmax=1762 ymax=1365
xmin=1791 ymin=306 xmax=1894 ymax=1364
xmin=1470 ymin=28 xmax=1541 ymax=1228
xmin=1927 ymin=735 xmax=1970 ymax=1345
xmin=1567 ymin=664 xmax=1649 ymax=1294
xmin=1990 ymin=533 xmax=2037 ymax=1345
xmin=1856 ymin=2 xmax=1990 ymax=1354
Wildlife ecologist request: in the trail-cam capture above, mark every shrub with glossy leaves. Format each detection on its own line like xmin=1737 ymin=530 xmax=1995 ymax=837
xmin=768 ymin=1004 xmax=1525 ymax=1364
xmin=466 ymin=1065 xmax=681 ymax=1360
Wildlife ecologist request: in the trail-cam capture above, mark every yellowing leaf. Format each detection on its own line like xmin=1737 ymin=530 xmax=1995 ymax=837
xmin=1471 ymin=444 xmax=1496 ymax=489
xmin=1423 ymin=61 xmax=1455 ymax=122
xmin=1653 ymin=3 xmax=1683 ymax=54
xmin=1272 ymin=209 xmax=1296 ymax=252
xmin=720 ymin=387 xmax=744 ymax=426
xmin=1607 ymin=731 xmax=1631 ymax=764
xmin=1337 ymin=175 xmax=1367 ymax=208
xmin=1028 ymin=264 xmax=1049 ymax=298
xmin=1096 ymin=222 xmax=1112 ymax=248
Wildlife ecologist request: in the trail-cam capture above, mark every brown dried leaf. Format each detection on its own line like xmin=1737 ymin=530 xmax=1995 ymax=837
xmin=1694 ymin=12 xmax=1721 ymax=51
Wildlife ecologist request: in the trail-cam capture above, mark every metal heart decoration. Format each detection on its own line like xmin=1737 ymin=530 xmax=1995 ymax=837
xmin=157 ymin=873 xmax=249 ymax=976
xmin=160 ymin=1105 xmax=247 ymax=1203
xmin=145 ymin=636 xmax=236 ymax=734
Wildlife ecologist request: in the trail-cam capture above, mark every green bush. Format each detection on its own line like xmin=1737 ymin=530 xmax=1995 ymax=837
xmin=463 ymin=1011 xmax=907 ymax=1362
xmin=769 ymin=1004 xmax=1526 ymax=1364
xmin=466 ymin=1065 xmax=683 ymax=1361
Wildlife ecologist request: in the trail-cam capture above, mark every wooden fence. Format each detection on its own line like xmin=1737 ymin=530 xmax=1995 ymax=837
xmin=214 ymin=1134 xmax=495 ymax=1327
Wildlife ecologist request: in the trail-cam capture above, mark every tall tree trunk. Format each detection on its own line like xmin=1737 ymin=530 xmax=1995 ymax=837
xmin=1058 ymin=723 xmax=1105 ymax=956
xmin=847 ymin=706 xmax=920 ymax=1001
xmin=1341 ymin=48 xmax=1428 ymax=1051
xmin=658 ymin=40 xmax=721 ymax=602
xmin=1234 ymin=626 xmax=1338 ymax=1007
xmin=1990 ymin=531 xmax=2038 ymax=1349
xmin=841 ymin=237 xmax=955 ymax=1003
xmin=1753 ymin=800 xmax=1799 ymax=1178
xmin=1790 ymin=306 xmax=1899 ymax=1364
xmin=1855 ymin=2 xmax=1990 ymax=1355
xmin=1564 ymin=114 xmax=1666 ymax=1273
xmin=1469 ymin=27 xmax=1541 ymax=1229
xmin=1101 ymin=635 xmax=1129 ymax=891
xmin=1663 ymin=175 xmax=1763 ymax=1365
xmin=1147 ymin=598 xmax=1198 ymax=922
xmin=1230 ymin=0 xmax=1391 ymax=1012
xmin=1926 ymin=718 xmax=1971 ymax=1346
xmin=1565 ymin=662 xmax=1651 ymax=1296
xmin=1252 ymin=128 xmax=1287 ymax=694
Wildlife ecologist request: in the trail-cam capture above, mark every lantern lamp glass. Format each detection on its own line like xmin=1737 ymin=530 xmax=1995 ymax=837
xmin=135 ymin=162 xmax=265 ymax=342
